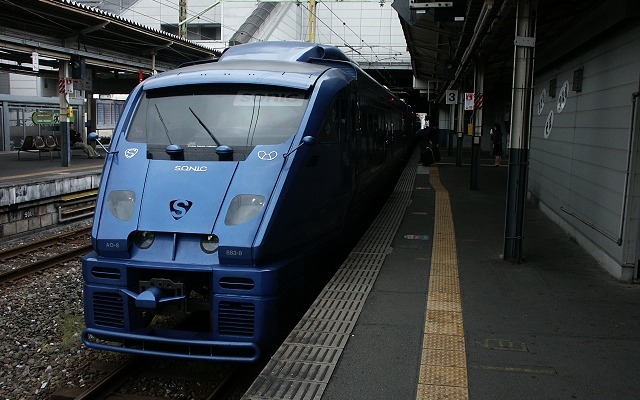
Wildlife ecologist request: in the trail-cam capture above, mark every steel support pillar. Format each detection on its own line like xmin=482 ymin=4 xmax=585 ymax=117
xmin=456 ymin=88 xmax=464 ymax=167
xmin=504 ymin=0 xmax=537 ymax=261
xmin=470 ymin=60 xmax=484 ymax=189
xmin=58 ymin=59 xmax=71 ymax=167
xmin=448 ymin=103 xmax=456 ymax=155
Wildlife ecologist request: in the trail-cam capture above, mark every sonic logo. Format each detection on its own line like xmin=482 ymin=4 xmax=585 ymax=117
xmin=169 ymin=200 xmax=193 ymax=220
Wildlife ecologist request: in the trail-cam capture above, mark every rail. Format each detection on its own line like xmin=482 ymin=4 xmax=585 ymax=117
xmin=0 ymin=226 xmax=92 ymax=283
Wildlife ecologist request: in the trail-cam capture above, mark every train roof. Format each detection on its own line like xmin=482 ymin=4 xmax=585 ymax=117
xmin=143 ymin=42 xmax=359 ymax=92
xmin=218 ymin=41 xmax=353 ymax=64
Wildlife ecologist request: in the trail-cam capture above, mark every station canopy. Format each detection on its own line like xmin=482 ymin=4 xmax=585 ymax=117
xmin=392 ymin=0 xmax=627 ymax=102
xmin=0 ymin=0 xmax=219 ymax=81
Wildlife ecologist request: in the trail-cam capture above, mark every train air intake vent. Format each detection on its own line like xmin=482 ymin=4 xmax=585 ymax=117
xmin=92 ymin=292 xmax=125 ymax=328
xmin=91 ymin=267 xmax=121 ymax=279
xmin=218 ymin=301 xmax=255 ymax=337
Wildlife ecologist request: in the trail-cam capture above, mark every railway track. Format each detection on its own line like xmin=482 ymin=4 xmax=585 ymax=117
xmin=2 ymin=223 xmax=266 ymax=399
xmin=51 ymin=356 xmax=252 ymax=400
xmin=0 ymin=226 xmax=92 ymax=283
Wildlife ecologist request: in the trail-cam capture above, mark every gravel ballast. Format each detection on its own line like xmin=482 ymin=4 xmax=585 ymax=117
xmin=0 ymin=221 xmax=125 ymax=399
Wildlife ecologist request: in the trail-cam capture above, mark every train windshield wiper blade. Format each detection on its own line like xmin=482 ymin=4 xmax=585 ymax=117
xmin=189 ymin=107 xmax=221 ymax=147
xmin=154 ymin=104 xmax=174 ymax=145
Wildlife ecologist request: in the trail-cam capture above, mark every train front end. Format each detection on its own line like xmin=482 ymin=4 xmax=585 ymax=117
xmin=81 ymin=54 xmax=328 ymax=361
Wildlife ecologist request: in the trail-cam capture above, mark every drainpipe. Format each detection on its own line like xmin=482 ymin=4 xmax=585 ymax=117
xmin=620 ymin=87 xmax=640 ymax=246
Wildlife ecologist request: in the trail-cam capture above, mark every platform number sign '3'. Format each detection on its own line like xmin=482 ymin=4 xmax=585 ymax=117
xmin=170 ymin=200 xmax=193 ymax=220
xmin=445 ymin=90 xmax=458 ymax=105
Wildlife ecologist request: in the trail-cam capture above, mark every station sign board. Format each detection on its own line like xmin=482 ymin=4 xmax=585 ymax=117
xmin=31 ymin=111 xmax=59 ymax=125
xmin=409 ymin=1 xmax=453 ymax=9
xmin=408 ymin=1 xmax=464 ymax=21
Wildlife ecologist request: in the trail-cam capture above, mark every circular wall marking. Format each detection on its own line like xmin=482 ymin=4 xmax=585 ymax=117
xmin=544 ymin=110 xmax=554 ymax=139
xmin=537 ymin=88 xmax=546 ymax=115
xmin=557 ymin=80 xmax=569 ymax=113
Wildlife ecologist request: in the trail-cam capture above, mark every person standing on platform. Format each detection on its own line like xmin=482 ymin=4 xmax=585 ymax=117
xmin=426 ymin=121 xmax=440 ymax=165
xmin=416 ymin=124 xmax=430 ymax=166
xmin=416 ymin=117 xmax=440 ymax=166
xmin=490 ymin=122 xmax=503 ymax=166
xmin=70 ymin=123 xmax=100 ymax=159
xmin=416 ymin=119 xmax=433 ymax=166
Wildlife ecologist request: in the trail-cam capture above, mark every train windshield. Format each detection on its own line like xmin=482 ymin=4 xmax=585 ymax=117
xmin=126 ymin=84 xmax=310 ymax=160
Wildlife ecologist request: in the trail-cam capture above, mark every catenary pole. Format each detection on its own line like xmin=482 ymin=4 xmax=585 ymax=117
xmin=179 ymin=0 xmax=187 ymax=39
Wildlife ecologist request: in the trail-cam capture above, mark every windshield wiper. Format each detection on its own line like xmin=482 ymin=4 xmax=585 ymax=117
xmin=154 ymin=104 xmax=174 ymax=144
xmin=189 ymin=107 xmax=221 ymax=147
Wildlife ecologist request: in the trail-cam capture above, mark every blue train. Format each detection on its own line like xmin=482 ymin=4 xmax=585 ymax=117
xmin=82 ymin=41 xmax=414 ymax=362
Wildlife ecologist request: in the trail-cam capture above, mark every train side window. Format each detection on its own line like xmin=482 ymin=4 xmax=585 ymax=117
xmin=339 ymin=98 xmax=348 ymax=142
xmin=322 ymin=108 xmax=339 ymax=143
xmin=317 ymin=101 xmax=340 ymax=144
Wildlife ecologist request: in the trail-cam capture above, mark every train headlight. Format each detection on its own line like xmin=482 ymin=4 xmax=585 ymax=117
xmin=107 ymin=190 xmax=136 ymax=221
xmin=200 ymin=234 xmax=220 ymax=253
xmin=134 ymin=231 xmax=155 ymax=249
xmin=224 ymin=194 xmax=266 ymax=226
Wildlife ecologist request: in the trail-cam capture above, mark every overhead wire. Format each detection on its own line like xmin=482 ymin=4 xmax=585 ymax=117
xmin=132 ymin=0 xmax=295 ymax=45
xmin=75 ymin=0 xmax=407 ymax=82
xmin=260 ymin=3 xmax=305 ymax=42
xmin=0 ymin=0 xmax=209 ymax=65
xmin=1 ymin=0 xmax=75 ymax=33
xmin=313 ymin=1 xmax=402 ymax=88
xmin=98 ymin=0 xmax=224 ymax=42
xmin=77 ymin=0 xmax=214 ymax=62
xmin=91 ymin=0 xmax=403 ymax=62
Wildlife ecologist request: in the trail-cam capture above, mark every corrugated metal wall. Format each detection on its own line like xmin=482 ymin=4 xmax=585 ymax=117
xmin=529 ymin=24 xmax=640 ymax=278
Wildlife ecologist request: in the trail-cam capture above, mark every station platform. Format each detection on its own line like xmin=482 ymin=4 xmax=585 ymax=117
xmin=0 ymin=148 xmax=105 ymax=185
xmin=0 ymin=149 xmax=105 ymax=239
xmin=244 ymin=154 xmax=640 ymax=400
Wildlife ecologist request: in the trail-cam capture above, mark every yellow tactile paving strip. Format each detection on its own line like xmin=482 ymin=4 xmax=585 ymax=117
xmin=416 ymin=166 xmax=470 ymax=400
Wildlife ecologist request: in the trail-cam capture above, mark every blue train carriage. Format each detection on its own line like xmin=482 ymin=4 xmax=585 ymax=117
xmin=82 ymin=41 xmax=413 ymax=362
